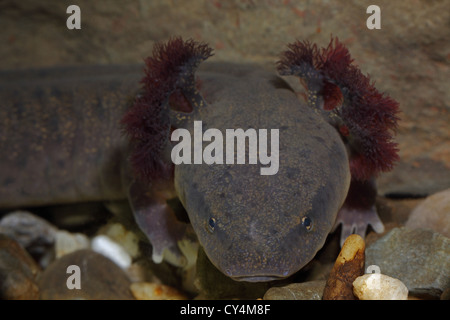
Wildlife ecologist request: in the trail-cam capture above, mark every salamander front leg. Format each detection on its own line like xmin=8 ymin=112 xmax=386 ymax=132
xmin=127 ymin=179 xmax=188 ymax=267
xmin=277 ymin=38 xmax=399 ymax=247
xmin=333 ymin=178 xmax=384 ymax=246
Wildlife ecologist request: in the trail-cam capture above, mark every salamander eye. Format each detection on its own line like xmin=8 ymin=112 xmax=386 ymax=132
xmin=301 ymin=216 xmax=313 ymax=232
xmin=206 ymin=217 xmax=216 ymax=233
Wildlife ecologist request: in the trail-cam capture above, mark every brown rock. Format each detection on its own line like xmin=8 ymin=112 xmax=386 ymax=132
xmin=130 ymin=282 xmax=187 ymax=300
xmin=441 ymin=287 xmax=450 ymax=300
xmin=38 ymin=249 xmax=134 ymax=300
xmin=0 ymin=234 xmax=40 ymax=300
xmin=0 ymin=1 xmax=448 ymax=199
xmin=323 ymin=234 xmax=365 ymax=300
xmin=406 ymin=188 xmax=450 ymax=237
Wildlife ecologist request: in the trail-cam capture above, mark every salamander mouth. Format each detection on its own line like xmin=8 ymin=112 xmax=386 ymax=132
xmin=230 ymin=275 xmax=287 ymax=282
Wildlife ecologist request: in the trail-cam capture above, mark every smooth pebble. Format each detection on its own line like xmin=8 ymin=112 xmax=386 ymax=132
xmin=38 ymin=249 xmax=134 ymax=300
xmin=130 ymin=282 xmax=187 ymax=300
xmin=406 ymin=188 xmax=450 ymax=237
xmin=91 ymin=234 xmax=131 ymax=269
xmin=97 ymin=222 xmax=140 ymax=258
xmin=353 ymin=273 xmax=408 ymax=300
xmin=55 ymin=230 xmax=90 ymax=258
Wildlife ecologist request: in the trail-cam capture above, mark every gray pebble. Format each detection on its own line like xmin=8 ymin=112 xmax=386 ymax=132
xmin=263 ymin=280 xmax=326 ymax=300
xmin=366 ymin=227 xmax=450 ymax=298
xmin=0 ymin=211 xmax=57 ymax=267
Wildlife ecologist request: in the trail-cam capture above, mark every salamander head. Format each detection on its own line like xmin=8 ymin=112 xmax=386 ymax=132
xmin=177 ymin=153 xmax=349 ymax=282
xmin=174 ymin=111 xmax=350 ymax=281
xmin=201 ymin=187 xmax=325 ymax=282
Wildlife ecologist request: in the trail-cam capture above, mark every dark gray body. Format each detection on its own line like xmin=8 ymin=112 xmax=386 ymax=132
xmin=0 ymin=66 xmax=140 ymax=208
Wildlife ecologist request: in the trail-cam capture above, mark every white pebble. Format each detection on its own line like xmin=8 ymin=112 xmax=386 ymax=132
xmin=353 ymin=273 xmax=408 ymax=300
xmin=97 ymin=222 xmax=139 ymax=258
xmin=91 ymin=235 xmax=131 ymax=269
xmin=130 ymin=282 xmax=187 ymax=300
xmin=55 ymin=230 xmax=90 ymax=258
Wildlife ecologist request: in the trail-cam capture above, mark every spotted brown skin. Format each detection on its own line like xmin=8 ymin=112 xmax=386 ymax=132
xmin=0 ymin=65 xmax=141 ymax=208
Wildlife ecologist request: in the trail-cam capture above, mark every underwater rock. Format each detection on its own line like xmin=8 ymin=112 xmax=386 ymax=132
xmin=38 ymin=249 xmax=134 ymax=300
xmin=54 ymin=230 xmax=90 ymax=258
xmin=366 ymin=227 xmax=450 ymax=298
xmin=353 ymin=273 xmax=408 ymax=300
xmin=323 ymin=234 xmax=365 ymax=300
xmin=96 ymin=222 xmax=140 ymax=258
xmin=0 ymin=234 xmax=40 ymax=300
xmin=406 ymin=188 xmax=450 ymax=237
xmin=0 ymin=210 xmax=57 ymax=267
xmin=441 ymin=287 xmax=450 ymax=300
xmin=91 ymin=234 xmax=132 ymax=269
xmin=130 ymin=282 xmax=187 ymax=300
xmin=263 ymin=280 xmax=325 ymax=300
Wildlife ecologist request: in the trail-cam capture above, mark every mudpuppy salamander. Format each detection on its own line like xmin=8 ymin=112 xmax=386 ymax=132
xmin=0 ymin=37 xmax=399 ymax=282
